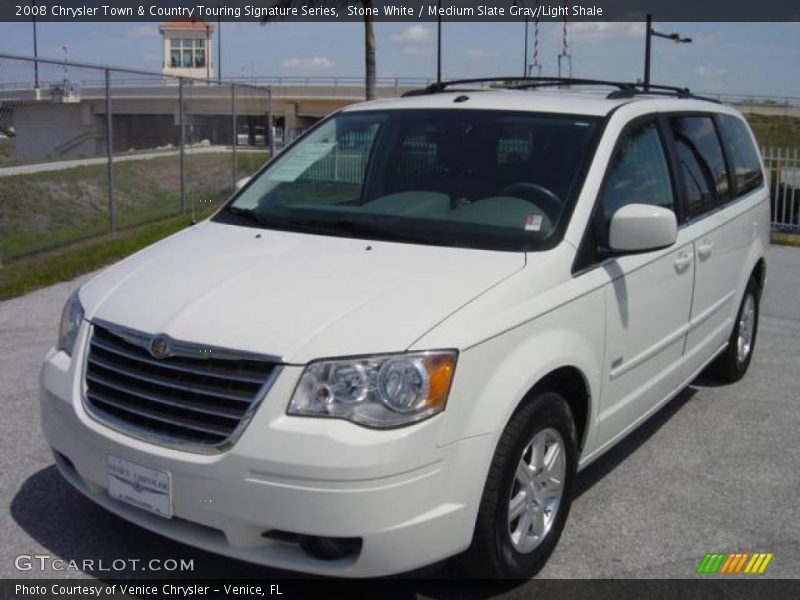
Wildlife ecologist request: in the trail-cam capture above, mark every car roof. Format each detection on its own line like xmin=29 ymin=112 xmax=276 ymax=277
xmin=341 ymin=88 xmax=731 ymax=118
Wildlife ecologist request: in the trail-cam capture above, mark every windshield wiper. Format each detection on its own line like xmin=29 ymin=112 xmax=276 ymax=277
xmin=272 ymin=216 xmax=434 ymax=244
xmin=223 ymin=209 xmax=436 ymax=245
xmin=226 ymin=206 xmax=265 ymax=225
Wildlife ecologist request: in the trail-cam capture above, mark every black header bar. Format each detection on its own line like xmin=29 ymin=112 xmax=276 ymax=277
xmin=0 ymin=0 xmax=798 ymax=22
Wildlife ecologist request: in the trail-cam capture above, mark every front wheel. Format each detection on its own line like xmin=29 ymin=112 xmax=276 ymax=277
xmin=707 ymin=277 xmax=760 ymax=383
xmin=455 ymin=391 xmax=577 ymax=579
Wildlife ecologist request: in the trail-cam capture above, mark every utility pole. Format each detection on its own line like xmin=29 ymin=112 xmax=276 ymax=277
xmin=643 ymin=14 xmax=692 ymax=90
xmin=644 ymin=14 xmax=652 ymax=90
xmin=32 ymin=0 xmax=39 ymax=89
xmin=205 ymin=23 xmax=210 ymax=80
xmin=436 ymin=0 xmax=442 ymax=84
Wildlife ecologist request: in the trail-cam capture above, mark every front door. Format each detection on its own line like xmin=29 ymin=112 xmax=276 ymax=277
xmin=594 ymin=119 xmax=695 ymax=447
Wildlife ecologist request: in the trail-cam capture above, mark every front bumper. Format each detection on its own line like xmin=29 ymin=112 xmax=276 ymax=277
xmin=39 ymin=332 xmax=493 ymax=577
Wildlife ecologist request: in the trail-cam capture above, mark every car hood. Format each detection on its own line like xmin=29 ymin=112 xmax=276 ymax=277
xmin=80 ymin=221 xmax=525 ymax=363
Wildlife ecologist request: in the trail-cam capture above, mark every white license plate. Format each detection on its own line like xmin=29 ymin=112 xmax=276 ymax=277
xmin=107 ymin=455 xmax=172 ymax=518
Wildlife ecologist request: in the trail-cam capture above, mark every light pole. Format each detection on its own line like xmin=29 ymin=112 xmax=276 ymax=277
xmin=217 ymin=11 xmax=222 ymax=82
xmin=644 ymin=14 xmax=692 ymax=90
xmin=523 ymin=14 xmax=529 ymax=77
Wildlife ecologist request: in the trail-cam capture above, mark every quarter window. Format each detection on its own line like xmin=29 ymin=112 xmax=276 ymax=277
xmin=670 ymin=116 xmax=730 ymax=216
xmin=600 ymin=121 xmax=675 ymax=227
xmin=717 ymin=114 xmax=764 ymax=197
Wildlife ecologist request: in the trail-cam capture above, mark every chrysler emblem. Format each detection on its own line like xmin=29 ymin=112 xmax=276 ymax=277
xmin=149 ymin=336 xmax=170 ymax=359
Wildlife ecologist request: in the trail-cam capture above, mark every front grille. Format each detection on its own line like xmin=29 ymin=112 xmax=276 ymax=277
xmin=84 ymin=324 xmax=279 ymax=450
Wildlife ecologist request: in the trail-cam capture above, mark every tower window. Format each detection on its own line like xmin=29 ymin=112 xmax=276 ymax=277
xmin=169 ymin=38 xmax=206 ymax=68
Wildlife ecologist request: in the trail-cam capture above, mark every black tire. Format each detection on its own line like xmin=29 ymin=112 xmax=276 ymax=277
xmin=707 ymin=277 xmax=760 ymax=383
xmin=454 ymin=391 xmax=578 ymax=579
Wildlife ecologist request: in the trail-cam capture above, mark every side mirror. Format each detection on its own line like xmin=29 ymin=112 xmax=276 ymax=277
xmin=608 ymin=204 xmax=677 ymax=253
xmin=235 ymin=176 xmax=251 ymax=191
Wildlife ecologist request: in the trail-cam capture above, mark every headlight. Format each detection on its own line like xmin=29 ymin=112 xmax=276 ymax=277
xmin=57 ymin=291 xmax=84 ymax=356
xmin=288 ymin=351 xmax=457 ymax=428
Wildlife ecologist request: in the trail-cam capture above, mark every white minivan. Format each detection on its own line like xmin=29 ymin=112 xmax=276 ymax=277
xmin=41 ymin=79 xmax=769 ymax=579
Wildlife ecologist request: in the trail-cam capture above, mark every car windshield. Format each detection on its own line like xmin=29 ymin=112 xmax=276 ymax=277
xmin=218 ymin=109 xmax=601 ymax=251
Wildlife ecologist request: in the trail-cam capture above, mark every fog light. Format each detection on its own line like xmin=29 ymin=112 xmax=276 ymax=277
xmin=261 ymin=531 xmax=362 ymax=561
xmin=299 ymin=536 xmax=362 ymax=561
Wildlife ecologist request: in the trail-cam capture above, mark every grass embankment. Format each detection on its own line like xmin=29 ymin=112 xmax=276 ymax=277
xmin=771 ymin=232 xmax=800 ymax=247
xmin=0 ymin=150 xmax=267 ymax=300
xmin=0 ymin=209 xmax=217 ymax=300
xmin=0 ymin=137 xmax=14 ymax=166
xmin=745 ymin=114 xmax=800 ymax=149
xmin=0 ymin=150 xmax=267 ymax=260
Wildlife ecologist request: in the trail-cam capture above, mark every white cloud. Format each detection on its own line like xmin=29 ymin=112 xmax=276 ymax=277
xmin=391 ymin=25 xmax=432 ymax=44
xmin=563 ymin=22 xmax=645 ymax=43
xmin=127 ymin=24 xmax=157 ymax=38
xmin=692 ymin=32 xmax=720 ymax=46
xmin=281 ymin=56 xmax=334 ymax=70
xmin=694 ymin=65 xmax=728 ymax=77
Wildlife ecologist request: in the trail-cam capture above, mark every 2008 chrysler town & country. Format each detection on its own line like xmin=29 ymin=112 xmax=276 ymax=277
xmin=41 ymin=79 xmax=769 ymax=578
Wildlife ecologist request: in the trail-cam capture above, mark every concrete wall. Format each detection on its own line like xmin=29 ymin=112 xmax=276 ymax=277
xmin=13 ymin=103 xmax=103 ymax=161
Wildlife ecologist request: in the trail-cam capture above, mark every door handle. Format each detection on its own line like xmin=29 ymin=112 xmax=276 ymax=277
xmin=674 ymin=252 xmax=693 ymax=272
xmin=698 ymin=239 xmax=714 ymax=259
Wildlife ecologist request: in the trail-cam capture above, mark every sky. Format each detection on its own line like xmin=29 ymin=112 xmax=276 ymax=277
xmin=0 ymin=20 xmax=797 ymax=97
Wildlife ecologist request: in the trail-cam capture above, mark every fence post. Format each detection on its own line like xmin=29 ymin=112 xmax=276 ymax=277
xmin=267 ymin=86 xmax=275 ymax=158
xmin=105 ymin=68 xmax=116 ymax=234
xmin=231 ymin=84 xmax=237 ymax=190
xmin=178 ymin=77 xmax=186 ymax=215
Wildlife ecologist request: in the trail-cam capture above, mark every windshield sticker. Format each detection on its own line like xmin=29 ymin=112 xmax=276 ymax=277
xmin=269 ymin=142 xmax=335 ymax=182
xmin=525 ymin=213 xmax=543 ymax=231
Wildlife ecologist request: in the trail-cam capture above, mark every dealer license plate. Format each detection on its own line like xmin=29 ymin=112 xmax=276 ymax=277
xmin=107 ymin=455 xmax=172 ymax=518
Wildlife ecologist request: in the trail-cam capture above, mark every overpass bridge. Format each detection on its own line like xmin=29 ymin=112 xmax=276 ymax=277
xmin=0 ymin=72 xmax=433 ymax=161
xmin=1 ymin=54 xmax=797 ymax=163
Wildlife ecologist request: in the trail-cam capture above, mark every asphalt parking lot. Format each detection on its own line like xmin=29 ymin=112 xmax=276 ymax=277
xmin=1 ymin=244 xmax=798 ymax=590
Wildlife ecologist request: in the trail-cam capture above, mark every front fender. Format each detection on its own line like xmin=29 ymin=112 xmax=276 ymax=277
xmin=435 ymin=286 xmax=606 ymax=457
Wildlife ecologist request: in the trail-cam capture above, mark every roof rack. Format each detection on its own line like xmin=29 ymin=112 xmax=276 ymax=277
xmin=401 ymin=76 xmax=720 ymax=103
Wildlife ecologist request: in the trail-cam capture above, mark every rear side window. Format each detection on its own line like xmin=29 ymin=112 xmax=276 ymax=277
xmin=600 ymin=120 xmax=675 ymax=226
xmin=670 ymin=116 xmax=730 ymax=217
xmin=717 ymin=114 xmax=764 ymax=196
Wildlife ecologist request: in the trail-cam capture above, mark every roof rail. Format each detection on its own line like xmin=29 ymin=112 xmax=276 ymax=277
xmin=401 ymin=76 xmax=720 ymax=103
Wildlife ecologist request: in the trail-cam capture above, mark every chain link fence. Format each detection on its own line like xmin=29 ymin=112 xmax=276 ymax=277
xmin=0 ymin=53 xmax=275 ymax=265
xmin=2 ymin=53 xmax=799 ymax=267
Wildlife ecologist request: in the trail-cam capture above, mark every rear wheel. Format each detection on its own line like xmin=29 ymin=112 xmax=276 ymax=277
xmin=708 ymin=277 xmax=760 ymax=382
xmin=455 ymin=391 xmax=577 ymax=579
